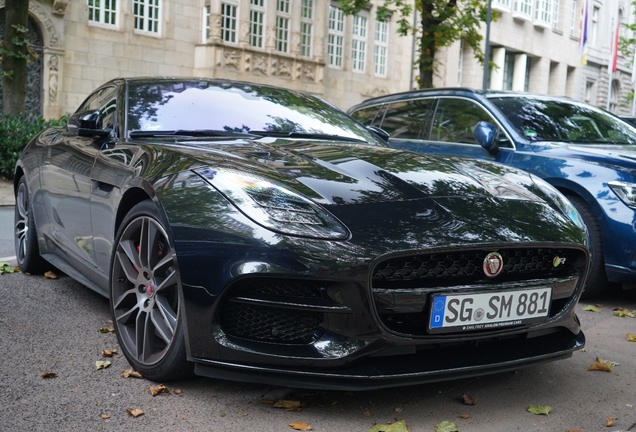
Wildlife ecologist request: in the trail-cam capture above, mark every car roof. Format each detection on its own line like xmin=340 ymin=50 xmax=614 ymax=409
xmin=351 ymin=87 xmax=572 ymax=109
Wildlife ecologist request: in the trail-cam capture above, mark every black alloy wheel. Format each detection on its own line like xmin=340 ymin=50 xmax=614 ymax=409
xmin=110 ymin=201 xmax=191 ymax=381
xmin=14 ymin=176 xmax=46 ymax=273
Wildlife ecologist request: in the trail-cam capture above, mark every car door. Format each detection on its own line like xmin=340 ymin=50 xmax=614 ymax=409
xmin=384 ymin=96 xmax=516 ymax=165
xmin=39 ymin=87 xmax=116 ymax=269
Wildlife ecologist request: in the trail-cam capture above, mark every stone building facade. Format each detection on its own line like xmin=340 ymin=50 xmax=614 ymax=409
xmin=9 ymin=0 xmax=415 ymax=119
xmin=434 ymin=0 xmax=635 ymax=115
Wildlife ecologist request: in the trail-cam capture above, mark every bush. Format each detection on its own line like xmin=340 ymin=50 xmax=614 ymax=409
xmin=0 ymin=114 xmax=68 ymax=179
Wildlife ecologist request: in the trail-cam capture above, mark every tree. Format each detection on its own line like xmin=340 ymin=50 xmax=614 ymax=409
xmin=2 ymin=0 xmax=30 ymax=116
xmin=340 ymin=0 xmax=490 ymax=89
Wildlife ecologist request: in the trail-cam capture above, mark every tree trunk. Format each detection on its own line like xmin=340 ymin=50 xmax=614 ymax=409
xmin=418 ymin=4 xmax=437 ymax=89
xmin=2 ymin=0 xmax=30 ymax=117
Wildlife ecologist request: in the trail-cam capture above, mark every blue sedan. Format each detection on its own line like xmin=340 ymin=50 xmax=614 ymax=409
xmin=349 ymin=89 xmax=636 ymax=297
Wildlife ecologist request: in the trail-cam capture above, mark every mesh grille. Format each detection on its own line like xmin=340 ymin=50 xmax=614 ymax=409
xmin=220 ymin=302 xmax=322 ymax=343
xmin=234 ymin=279 xmax=323 ymax=299
xmin=372 ymin=248 xmax=580 ymax=288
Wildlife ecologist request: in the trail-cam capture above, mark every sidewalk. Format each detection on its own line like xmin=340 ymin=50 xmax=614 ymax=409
xmin=0 ymin=178 xmax=14 ymax=207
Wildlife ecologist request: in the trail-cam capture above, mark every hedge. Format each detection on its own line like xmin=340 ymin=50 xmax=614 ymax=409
xmin=0 ymin=114 xmax=68 ymax=179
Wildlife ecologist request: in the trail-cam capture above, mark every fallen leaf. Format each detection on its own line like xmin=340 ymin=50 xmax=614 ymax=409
xmin=367 ymin=420 xmax=409 ymax=432
xmin=606 ymin=416 xmax=616 ymax=427
xmin=41 ymin=372 xmax=57 ymax=378
xmin=174 ymin=389 xmax=182 ymax=395
xmin=460 ymin=414 xmax=470 ymax=419
xmin=99 ymin=327 xmax=115 ymax=333
xmin=289 ymin=421 xmax=312 ymax=431
xmin=595 ymin=303 xmax=603 ymax=307
xmin=122 ymin=367 xmax=142 ymax=379
xmin=101 ymin=414 xmax=110 ymax=419
xmin=394 ymin=407 xmax=403 ymax=413
xmin=587 ymin=357 xmax=613 ymax=372
xmin=127 ymin=408 xmax=144 ymax=418
xmin=628 ymin=333 xmax=636 ymax=342
xmin=101 ymin=349 xmax=117 ymax=357
xmin=149 ymin=384 xmax=170 ymax=396
xmin=434 ymin=421 xmax=459 ymax=432
xmin=220 ymin=412 xmax=226 ymax=417
xmin=259 ymin=399 xmax=275 ymax=405
xmin=614 ymin=308 xmax=636 ymax=318
xmin=363 ymin=410 xmax=371 ymax=417
xmin=582 ymin=305 xmax=601 ymax=313
xmin=273 ymin=399 xmax=304 ymax=411
xmin=95 ymin=360 xmax=111 ymax=370
xmin=527 ymin=405 xmax=552 ymax=416
xmin=461 ymin=393 xmax=478 ymax=405
xmin=44 ymin=270 xmax=58 ymax=279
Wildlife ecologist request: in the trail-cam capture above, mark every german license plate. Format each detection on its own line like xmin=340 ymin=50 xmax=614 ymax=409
xmin=428 ymin=288 xmax=552 ymax=334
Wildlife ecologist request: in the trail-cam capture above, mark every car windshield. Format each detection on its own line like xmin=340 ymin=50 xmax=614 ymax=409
xmin=488 ymin=95 xmax=636 ymax=145
xmin=126 ymin=80 xmax=383 ymax=145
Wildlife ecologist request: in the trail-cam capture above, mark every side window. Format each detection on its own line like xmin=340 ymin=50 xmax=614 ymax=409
xmin=432 ymin=98 xmax=509 ymax=146
xmin=350 ymin=105 xmax=385 ymax=127
xmin=98 ymin=87 xmax=118 ymax=130
xmin=77 ymin=92 xmax=101 ymax=113
xmin=380 ymin=98 xmax=435 ymax=139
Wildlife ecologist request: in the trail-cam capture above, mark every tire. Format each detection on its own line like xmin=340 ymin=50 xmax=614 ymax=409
xmin=567 ymin=195 xmax=609 ymax=298
xmin=14 ymin=176 xmax=46 ymax=273
xmin=110 ymin=201 xmax=193 ymax=381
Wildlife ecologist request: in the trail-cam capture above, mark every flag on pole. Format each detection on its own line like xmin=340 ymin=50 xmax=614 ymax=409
xmin=610 ymin=7 xmax=620 ymax=73
xmin=579 ymin=0 xmax=589 ymax=65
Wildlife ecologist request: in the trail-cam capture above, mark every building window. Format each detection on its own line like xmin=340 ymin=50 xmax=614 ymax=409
xmin=133 ymin=0 xmax=161 ymax=34
xmin=300 ymin=0 xmax=314 ymax=58
xmin=591 ymin=6 xmax=599 ymax=46
xmin=493 ymin=0 xmax=512 ymax=10
xmin=584 ymin=80 xmax=594 ymax=102
xmin=503 ymin=52 xmax=515 ymax=90
xmin=609 ymin=80 xmax=620 ymax=112
xmin=514 ymin=0 xmax=532 ymax=17
xmin=328 ymin=6 xmax=345 ymax=68
xmin=202 ymin=4 xmax=210 ymax=42
xmin=569 ymin=0 xmax=576 ymax=36
xmin=352 ymin=15 xmax=368 ymax=72
xmin=221 ymin=1 xmax=238 ymax=43
xmin=552 ymin=0 xmax=560 ymax=29
xmin=88 ymin=0 xmax=118 ymax=27
xmin=534 ymin=0 xmax=551 ymax=25
xmin=276 ymin=0 xmax=290 ymax=53
xmin=374 ymin=20 xmax=388 ymax=76
xmin=250 ymin=0 xmax=265 ymax=49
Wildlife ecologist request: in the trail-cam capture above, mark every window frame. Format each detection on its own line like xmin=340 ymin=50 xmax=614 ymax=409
xmin=276 ymin=0 xmax=291 ymax=53
xmin=300 ymin=0 xmax=314 ymax=58
xmin=352 ymin=14 xmax=368 ymax=72
xmin=87 ymin=0 xmax=119 ymax=29
xmin=133 ymin=0 xmax=162 ymax=36
xmin=328 ymin=5 xmax=345 ymax=68
xmin=221 ymin=1 xmax=239 ymax=44
xmin=250 ymin=0 xmax=266 ymax=49
xmin=373 ymin=20 xmax=389 ymax=77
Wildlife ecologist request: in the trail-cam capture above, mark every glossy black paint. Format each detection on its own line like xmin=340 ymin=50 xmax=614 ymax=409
xmin=15 ymin=78 xmax=589 ymax=389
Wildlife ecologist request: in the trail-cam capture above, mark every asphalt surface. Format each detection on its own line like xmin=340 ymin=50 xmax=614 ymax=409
xmin=1 ymin=177 xmax=636 ymax=431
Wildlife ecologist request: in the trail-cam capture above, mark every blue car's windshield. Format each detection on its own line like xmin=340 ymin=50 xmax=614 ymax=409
xmin=126 ymin=80 xmax=383 ymax=145
xmin=488 ymin=95 xmax=636 ymax=145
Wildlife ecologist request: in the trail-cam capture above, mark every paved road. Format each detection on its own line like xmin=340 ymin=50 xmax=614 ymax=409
xmin=1 ymin=265 xmax=636 ymax=431
xmin=0 ymin=207 xmax=16 ymax=262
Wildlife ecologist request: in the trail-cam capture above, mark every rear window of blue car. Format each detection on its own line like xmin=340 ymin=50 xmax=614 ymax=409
xmin=489 ymin=96 xmax=636 ymax=145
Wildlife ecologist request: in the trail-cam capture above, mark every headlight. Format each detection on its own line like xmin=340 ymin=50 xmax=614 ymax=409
xmin=195 ymin=168 xmax=349 ymax=240
xmin=608 ymin=181 xmax=636 ymax=208
xmin=530 ymin=174 xmax=587 ymax=232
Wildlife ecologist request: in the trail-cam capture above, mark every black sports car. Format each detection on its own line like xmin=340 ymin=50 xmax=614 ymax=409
xmin=14 ymin=78 xmax=589 ymax=390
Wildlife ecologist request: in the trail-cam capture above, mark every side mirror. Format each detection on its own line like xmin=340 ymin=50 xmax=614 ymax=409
xmin=67 ymin=110 xmax=111 ymax=138
xmin=473 ymin=121 xmax=499 ymax=155
xmin=366 ymin=125 xmax=390 ymax=141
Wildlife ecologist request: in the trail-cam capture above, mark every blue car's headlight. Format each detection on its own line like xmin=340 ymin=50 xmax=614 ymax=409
xmin=608 ymin=181 xmax=636 ymax=208
xmin=195 ymin=168 xmax=349 ymax=240
xmin=530 ymin=175 xmax=587 ymax=232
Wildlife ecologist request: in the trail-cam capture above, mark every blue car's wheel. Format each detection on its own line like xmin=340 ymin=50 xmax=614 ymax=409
xmin=568 ymin=195 xmax=609 ymax=298
xmin=110 ymin=201 xmax=192 ymax=381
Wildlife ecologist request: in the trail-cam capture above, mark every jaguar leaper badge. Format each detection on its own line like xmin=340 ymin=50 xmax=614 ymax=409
xmin=553 ymin=256 xmax=566 ymax=267
xmin=483 ymin=252 xmax=504 ymax=278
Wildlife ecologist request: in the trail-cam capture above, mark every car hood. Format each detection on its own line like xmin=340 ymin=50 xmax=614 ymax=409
xmin=530 ymin=141 xmax=636 ymax=172
xmin=158 ymin=138 xmax=544 ymax=206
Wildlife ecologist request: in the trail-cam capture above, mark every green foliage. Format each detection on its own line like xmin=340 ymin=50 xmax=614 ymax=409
xmin=339 ymin=0 xmax=493 ymax=88
xmin=0 ymin=114 xmax=67 ymax=179
xmin=0 ymin=24 xmax=38 ymax=80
